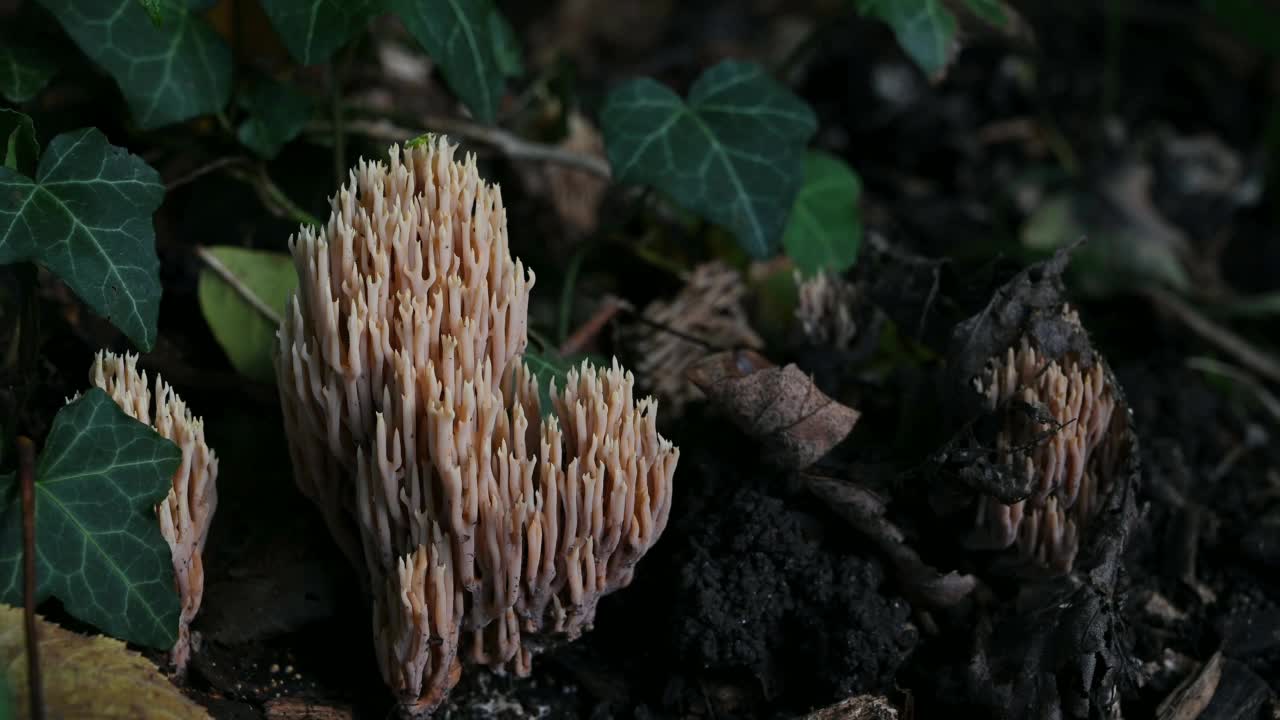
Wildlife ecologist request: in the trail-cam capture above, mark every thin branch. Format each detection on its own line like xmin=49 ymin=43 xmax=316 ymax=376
xmin=327 ymin=117 xmax=613 ymax=179
xmin=559 ymin=297 xmax=624 ymax=356
xmin=194 ymin=245 xmax=283 ymax=327
xmin=1145 ymin=287 xmax=1280 ymax=385
xmin=164 ymin=156 xmax=248 ymax=191
xmin=19 ymin=435 xmax=44 ymax=720
xmin=226 ymin=165 xmax=322 ymax=228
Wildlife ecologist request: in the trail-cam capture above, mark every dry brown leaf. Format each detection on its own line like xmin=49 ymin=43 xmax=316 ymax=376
xmin=687 ymin=349 xmax=858 ymax=470
xmin=0 ymin=604 xmax=211 ymax=719
xmin=264 ymin=697 xmax=354 ymax=720
xmin=799 ymin=694 xmax=899 ymax=720
xmin=1156 ymin=651 xmax=1223 ymax=720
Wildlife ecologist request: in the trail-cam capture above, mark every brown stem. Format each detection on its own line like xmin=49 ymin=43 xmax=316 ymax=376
xmin=559 ymin=297 xmax=625 ymax=356
xmin=18 ymin=435 xmax=44 ymax=720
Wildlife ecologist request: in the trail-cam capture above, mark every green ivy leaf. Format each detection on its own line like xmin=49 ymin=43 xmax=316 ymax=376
xmin=488 ymin=6 xmax=524 ymax=78
xmin=963 ymin=0 xmax=1008 ymax=26
xmin=0 ymin=45 xmax=57 ymax=103
xmin=390 ymin=0 xmax=506 ymax=123
xmin=259 ymin=0 xmax=381 ymax=65
xmin=0 ymin=389 xmax=182 ymax=649
xmin=0 ymin=128 xmax=166 ymax=350
xmin=0 ymin=109 xmax=38 ymax=176
xmin=37 ymin=0 xmax=232 ymax=129
xmin=236 ymin=76 xmax=315 ymax=159
xmin=197 ymin=246 xmax=298 ymax=383
xmin=137 ymin=0 xmax=164 ymax=25
xmin=601 ymin=60 xmax=817 ymax=259
xmin=856 ymin=0 xmax=957 ymax=77
xmin=521 ymin=350 xmax=606 ymax=418
xmin=783 ymin=151 xmax=862 ymax=277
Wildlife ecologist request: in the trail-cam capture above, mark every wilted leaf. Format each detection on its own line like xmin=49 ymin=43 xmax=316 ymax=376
xmin=197 ymin=246 xmax=298 ymax=383
xmin=522 ymin=349 xmax=606 ymax=417
xmin=0 ymin=45 xmax=56 ymax=103
xmin=0 ymin=390 xmax=182 ymax=649
xmin=236 ymin=76 xmax=315 ymax=159
xmin=783 ymin=151 xmax=863 ymax=277
xmin=259 ymin=0 xmax=381 ymax=65
xmin=687 ymin=349 xmax=858 ymax=469
xmin=0 ymin=128 xmax=166 ymax=350
xmin=37 ymin=0 xmax=232 ymax=128
xmin=856 ymin=0 xmax=957 ymax=78
xmin=0 ymin=110 xmax=37 ymax=176
xmin=0 ymin=604 xmax=210 ymax=719
xmin=601 ymin=60 xmax=817 ymax=259
xmin=390 ymin=0 xmax=508 ymax=123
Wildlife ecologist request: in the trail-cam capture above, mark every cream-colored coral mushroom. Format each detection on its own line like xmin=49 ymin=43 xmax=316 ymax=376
xmin=275 ymin=136 xmax=678 ymax=716
xmin=967 ymin=306 xmax=1126 ymax=573
xmin=87 ymin=350 xmax=218 ymax=674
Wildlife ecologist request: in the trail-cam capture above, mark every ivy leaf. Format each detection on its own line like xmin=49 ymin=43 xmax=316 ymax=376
xmin=0 ymin=45 xmax=57 ymax=103
xmin=963 ymin=0 xmax=1008 ymax=26
xmin=856 ymin=0 xmax=957 ymax=78
xmin=236 ymin=75 xmax=315 ymax=159
xmin=0 ymin=389 xmax=183 ymax=649
xmin=0 ymin=128 xmax=166 ymax=350
xmin=259 ymin=0 xmax=381 ymax=65
xmin=601 ymin=60 xmax=817 ymax=259
xmin=488 ymin=7 xmax=524 ymax=78
xmin=197 ymin=246 xmax=298 ymax=383
xmin=783 ymin=151 xmax=863 ymax=277
xmin=37 ymin=0 xmax=232 ymax=129
xmin=390 ymin=0 xmax=506 ymax=123
xmin=0 ymin=109 xmax=37 ymax=176
xmin=136 ymin=0 xmax=164 ymax=25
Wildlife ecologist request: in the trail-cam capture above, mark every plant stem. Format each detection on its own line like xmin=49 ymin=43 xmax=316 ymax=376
xmin=228 ymin=166 xmax=322 ymax=228
xmin=18 ymin=435 xmax=44 ymax=720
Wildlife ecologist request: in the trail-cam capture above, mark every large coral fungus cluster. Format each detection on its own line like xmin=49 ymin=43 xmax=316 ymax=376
xmin=960 ymin=305 xmax=1131 ymax=575
xmin=275 ymin=136 xmax=678 ymax=715
xmin=87 ymin=351 xmax=219 ymax=673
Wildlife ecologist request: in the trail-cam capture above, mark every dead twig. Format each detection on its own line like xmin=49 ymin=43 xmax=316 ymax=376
xmin=328 ymin=117 xmax=613 ymax=179
xmin=19 ymin=435 xmax=45 ymax=720
xmin=164 ymin=156 xmax=248 ymax=191
xmin=194 ymin=245 xmax=283 ymax=327
xmin=1146 ymin=287 xmax=1280 ymax=385
xmin=559 ymin=297 xmax=625 ymax=356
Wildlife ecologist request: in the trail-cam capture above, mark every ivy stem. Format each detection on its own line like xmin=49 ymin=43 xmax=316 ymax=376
xmin=18 ymin=435 xmax=44 ymax=720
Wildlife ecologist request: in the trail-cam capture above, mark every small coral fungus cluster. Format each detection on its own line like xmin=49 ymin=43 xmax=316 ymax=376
xmin=274 ymin=136 xmax=678 ymax=715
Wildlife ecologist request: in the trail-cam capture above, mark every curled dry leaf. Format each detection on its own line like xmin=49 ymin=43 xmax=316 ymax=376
xmin=687 ymin=349 xmax=859 ymax=470
xmin=804 ymin=473 xmax=977 ymax=608
xmin=0 ymin=604 xmax=211 ymax=720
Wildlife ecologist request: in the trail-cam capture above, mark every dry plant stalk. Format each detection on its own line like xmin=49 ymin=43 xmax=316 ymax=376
xmin=967 ymin=306 xmax=1127 ymax=572
xmin=275 ymin=136 xmax=677 ymax=716
xmin=88 ymin=351 xmax=219 ymax=674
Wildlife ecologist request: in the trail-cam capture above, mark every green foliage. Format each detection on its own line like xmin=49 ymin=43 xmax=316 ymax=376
xmin=0 ymin=127 xmax=166 ymax=350
xmin=0 ymin=389 xmax=182 ymax=649
xmin=136 ymin=0 xmax=165 ymax=25
xmin=260 ymin=0 xmax=381 ymax=65
xmin=0 ymin=45 xmax=57 ymax=103
xmin=521 ymin=349 xmax=606 ymax=418
xmin=0 ymin=110 xmax=37 ymax=176
xmin=1203 ymin=0 xmax=1280 ymax=55
xmin=390 ymin=0 xmax=507 ymax=124
xmin=197 ymin=246 xmax=299 ymax=383
xmin=856 ymin=0 xmax=956 ymax=77
xmin=37 ymin=0 xmax=232 ymax=129
xmin=601 ymin=60 xmax=817 ymax=259
xmin=963 ymin=0 xmax=1009 ymax=26
xmin=236 ymin=76 xmax=316 ymax=159
xmin=488 ymin=7 xmax=524 ymax=78
xmin=783 ymin=151 xmax=862 ymax=276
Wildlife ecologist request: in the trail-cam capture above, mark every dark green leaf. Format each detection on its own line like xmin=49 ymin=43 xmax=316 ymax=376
xmin=0 ymin=389 xmax=182 ymax=648
xmin=260 ymin=0 xmax=381 ymax=65
xmin=522 ymin=350 xmax=605 ymax=417
xmin=197 ymin=246 xmax=298 ymax=383
xmin=0 ymin=109 xmax=37 ymax=176
xmin=783 ymin=151 xmax=862 ymax=276
xmin=137 ymin=0 xmax=164 ymax=25
xmin=236 ymin=76 xmax=315 ymax=159
xmin=963 ymin=0 xmax=1008 ymax=26
xmin=390 ymin=0 xmax=506 ymax=123
xmin=0 ymin=45 xmax=57 ymax=103
xmin=37 ymin=0 xmax=232 ymax=129
xmin=601 ymin=60 xmax=817 ymax=259
xmin=0 ymin=128 xmax=166 ymax=350
xmin=488 ymin=6 xmax=524 ymax=78
xmin=856 ymin=0 xmax=957 ymax=77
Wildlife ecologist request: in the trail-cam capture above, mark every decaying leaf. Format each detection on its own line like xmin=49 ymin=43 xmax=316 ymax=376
xmin=801 ymin=694 xmax=899 ymax=720
xmin=688 ymin=349 xmax=858 ymax=470
xmin=0 ymin=604 xmax=210 ymax=719
xmin=805 ymin=473 xmax=977 ymax=608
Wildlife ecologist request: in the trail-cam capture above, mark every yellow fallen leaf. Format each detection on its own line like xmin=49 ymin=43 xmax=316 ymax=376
xmin=0 ymin=604 xmax=210 ymax=720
